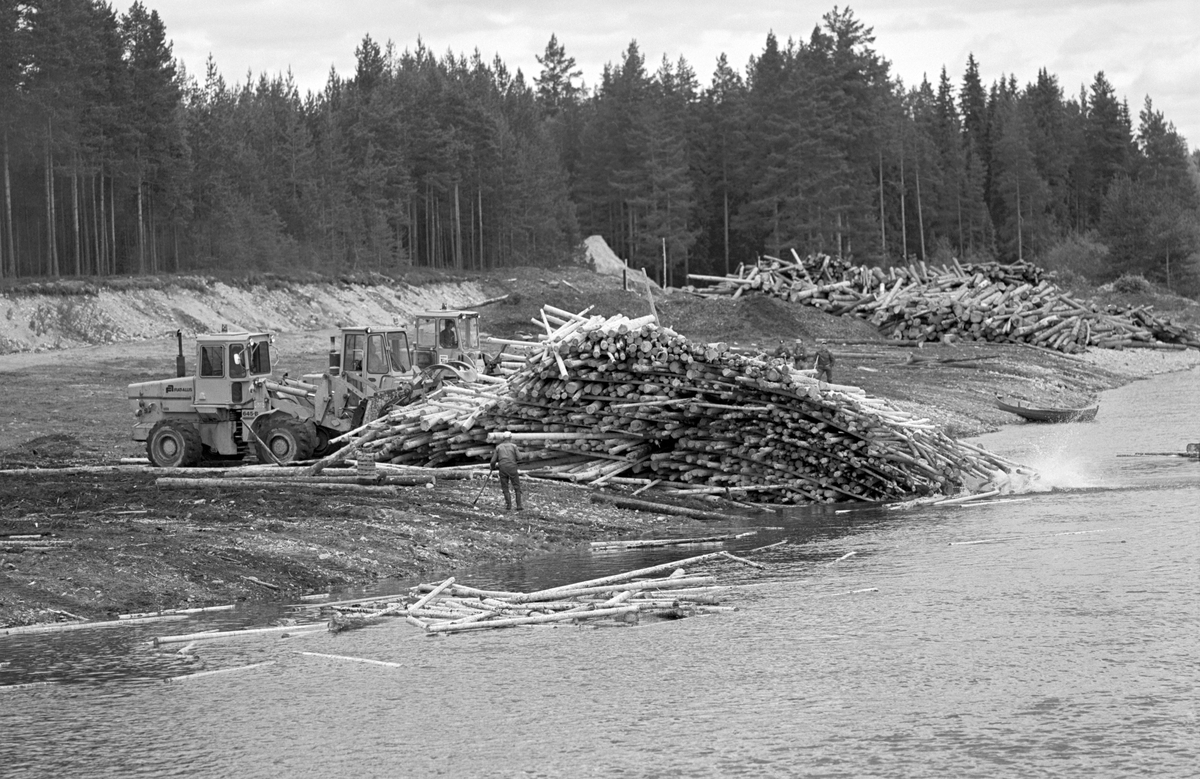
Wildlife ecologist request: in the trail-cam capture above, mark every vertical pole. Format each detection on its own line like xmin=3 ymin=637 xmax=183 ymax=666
xmin=1016 ymin=177 xmax=1023 ymax=262
xmin=661 ymin=237 xmax=667 ymax=288
xmin=878 ymin=148 xmax=886 ymax=262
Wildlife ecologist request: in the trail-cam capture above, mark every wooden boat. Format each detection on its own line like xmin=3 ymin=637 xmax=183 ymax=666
xmin=995 ymin=395 xmax=1098 ymax=423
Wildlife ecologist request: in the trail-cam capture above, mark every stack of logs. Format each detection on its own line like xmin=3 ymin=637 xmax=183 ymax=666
xmin=316 ymin=304 xmax=1023 ymax=504
xmin=687 ymin=252 xmax=1197 ymax=352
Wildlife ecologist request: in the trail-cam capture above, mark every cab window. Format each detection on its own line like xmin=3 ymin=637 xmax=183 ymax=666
xmin=366 ymin=334 xmax=388 ymax=374
xmin=229 ymin=344 xmax=247 ymax=378
xmin=462 ymin=317 xmax=479 ymax=349
xmin=344 ymin=334 xmax=365 ymax=372
xmin=200 ymin=345 xmax=224 ymax=377
xmin=387 ymin=333 xmax=411 ymax=371
xmin=438 ymin=319 xmax=460 ymax=349
xmin=416 ymin=319 xmax=436 ymax=348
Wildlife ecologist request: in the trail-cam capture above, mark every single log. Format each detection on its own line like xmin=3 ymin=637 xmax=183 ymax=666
xmin=154 ymin=622 xmax=326 ymax=645
xmin=589 ymin=493 xmax=735 ymax=521
xmin=154 ymin=477 xmax=413 ymax=494
xmin=2 ymin=613 xmax=188 ymax=636
xmin=589 ymin=532 xmax=756 ymax=549
xmin=409 ymin=577 xmax=455 ymax=613
xmin=297 ymin=651 xmax=403 ymax=668
xmin=165 ymin=661 xmax=277 ymax=682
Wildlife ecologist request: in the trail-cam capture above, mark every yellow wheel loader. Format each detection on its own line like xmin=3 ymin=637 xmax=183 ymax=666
xmin=127 ymin=326 xmax=434 ymax=467
xmin=411 ymin=307 xmax=485 ymax=382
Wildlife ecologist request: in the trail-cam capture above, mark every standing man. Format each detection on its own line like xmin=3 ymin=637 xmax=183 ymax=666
xmin=813 ymin=339 xmax=835 ymax=383
xmin=791 ymin=339 xmax=808 ymax=370
xmin=773 ymin=339 xmax=791 ymax=361
xmin=489 ymin=431 xmax=523 ymax=511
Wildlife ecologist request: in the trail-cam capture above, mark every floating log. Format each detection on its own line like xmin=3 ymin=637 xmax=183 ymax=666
xmin=154 ymin=622 xmax=326 ymax=645
xmin=297 ymin=651 xmax=403 ymax=668
xmin=118 ymin=604 xmax=236 ymax=620
xmin=3 ymin=614 xmax=188 ymax=636
xmin=589 ymin=532 xmax=756 ymax=549
xmin=165 ymin=661 xmax=277 ymax=683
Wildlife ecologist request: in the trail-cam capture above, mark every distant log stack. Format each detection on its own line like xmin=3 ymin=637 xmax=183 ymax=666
xmin=687 ymin=253 xmax=1198 ymax=352
xmin=333 ymin=305 xmax=1022 ymax=505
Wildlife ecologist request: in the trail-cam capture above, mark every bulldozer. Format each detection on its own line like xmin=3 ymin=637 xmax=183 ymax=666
xmin=128 ymin=323 xmax=448 ymax=467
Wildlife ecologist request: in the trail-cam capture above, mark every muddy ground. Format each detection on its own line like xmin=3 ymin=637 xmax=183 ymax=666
xmin=3 ymin=267 xmax=1199 ymax=628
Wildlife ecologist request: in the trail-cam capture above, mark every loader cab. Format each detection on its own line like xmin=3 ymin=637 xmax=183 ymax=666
xmin=335 ymin=326 xmax=414 ymax=391
xmin=412 ymin=308 xmax=481 ymax=382
xmin=194 ymin=332 xmax=273 ymax=408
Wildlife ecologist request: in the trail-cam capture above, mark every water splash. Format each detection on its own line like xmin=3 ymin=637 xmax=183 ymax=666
xmin=985 ymin=425 xmax=1108 ymax=492
xmin=1019 ymin=449 xmax=1105 ymax=491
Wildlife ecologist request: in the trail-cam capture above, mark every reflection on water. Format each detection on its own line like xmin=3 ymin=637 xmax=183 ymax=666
xmin=2 ymin=367 xmax=1198 ymax=778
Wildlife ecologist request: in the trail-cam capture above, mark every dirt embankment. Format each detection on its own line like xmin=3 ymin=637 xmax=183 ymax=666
xmin=2 ymin=266 xmax=1198 ymax=629
xmin=0 ymin=276 xmax=495 ymax=355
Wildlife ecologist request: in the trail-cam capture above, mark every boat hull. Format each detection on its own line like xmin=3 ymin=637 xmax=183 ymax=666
xmin=996 ymin=396 xmax=1098 ymax=423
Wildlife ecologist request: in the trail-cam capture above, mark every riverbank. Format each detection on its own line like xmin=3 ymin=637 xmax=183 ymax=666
xmin=2 ymin=267 xmax=1199 ymax=628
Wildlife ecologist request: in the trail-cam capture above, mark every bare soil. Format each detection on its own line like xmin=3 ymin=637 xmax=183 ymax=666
xmin=3 ymin=266 xmax=1198 ymax=628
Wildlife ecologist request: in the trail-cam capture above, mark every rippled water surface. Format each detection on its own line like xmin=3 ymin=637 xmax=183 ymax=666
xmin=2 ymin=368 xmax=1198 ymax=778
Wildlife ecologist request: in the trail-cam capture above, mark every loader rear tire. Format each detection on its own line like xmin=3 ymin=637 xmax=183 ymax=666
xmin=253 ymin=417 xmax=316 ymax=464
xmin=147 ymin=420 xmax=203 ymax=468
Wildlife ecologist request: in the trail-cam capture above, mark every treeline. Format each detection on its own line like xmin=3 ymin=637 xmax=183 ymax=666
xmin=2 ymin=3 xmax=1199 ymax=295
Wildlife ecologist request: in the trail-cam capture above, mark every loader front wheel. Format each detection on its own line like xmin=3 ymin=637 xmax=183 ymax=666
xmin=253 ymin=417 xmax=316 ymax=464
xmin=147 ymin=420 xmax=203 ymax=468
xmin=311 ymin=426 xmax=342 ymax=458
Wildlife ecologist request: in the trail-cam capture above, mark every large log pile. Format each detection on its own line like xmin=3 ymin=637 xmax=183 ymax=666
xmin=688 ymin=252 xmax=1198 ymax=352
xmin=322 ymin=304 xmax=1023 ymax=505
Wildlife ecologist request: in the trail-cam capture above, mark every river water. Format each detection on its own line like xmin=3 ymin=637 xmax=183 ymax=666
xmin=2 ymin=368 xmax=1197 ymax=778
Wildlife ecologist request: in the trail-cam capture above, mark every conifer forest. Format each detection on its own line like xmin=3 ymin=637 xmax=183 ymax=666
xmin=1 ymin=2 xmax=1198 ymax=294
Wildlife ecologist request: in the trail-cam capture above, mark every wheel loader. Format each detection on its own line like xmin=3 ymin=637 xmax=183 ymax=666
xmin=411 ymin=307 xmax=486 ymax=381
xmin=127 ymin=325 xmax=440 ymax=467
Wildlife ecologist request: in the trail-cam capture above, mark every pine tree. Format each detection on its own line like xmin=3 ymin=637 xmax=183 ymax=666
xmin=1100 ymin=97 xmax=1200 ymax=289
xmin=695 ymin=53 xmax=748 ymax=273
xmin=121 ymin=1 xmax=184 ymax=275
xmin=0 ymin=0 xmax=22 ymax=277
xmin=1083 ymin=71 xmax=1134 ymax=224
xmin=988 ymin=90 xmax=1048 ymax=260
xmin=534 ymin=34 xmax=581 ymax=116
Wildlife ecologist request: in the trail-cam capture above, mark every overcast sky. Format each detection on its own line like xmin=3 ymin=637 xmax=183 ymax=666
xmin=141 ymin=0 xmax=1200 ymax=149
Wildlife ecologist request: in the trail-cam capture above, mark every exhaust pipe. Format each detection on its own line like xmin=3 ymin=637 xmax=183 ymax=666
xmin=175 ymin=329 xmax=186 ymax=377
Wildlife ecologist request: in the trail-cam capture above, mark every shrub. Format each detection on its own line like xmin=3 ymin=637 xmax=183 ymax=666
xmin=1111 ymin=273 xmax=1153 ymax=294
xmin=1039 ymin=233 xmax=1110 ymax=282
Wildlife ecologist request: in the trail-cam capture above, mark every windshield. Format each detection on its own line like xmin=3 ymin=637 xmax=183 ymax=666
xmin=416 ymin=319 xmax=437 ymax=348
xmin=366 ymin=334 xmax=388 ymax=374
xmin=248 ymin=341 xmax=271 ymax=375
xmin=387 ymin=332 xmax=411 ymax=371
xmin=437 ymin=319 xmax=459 ymax=349
xmin=462 ymin=317 xmax=478 ymax=349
